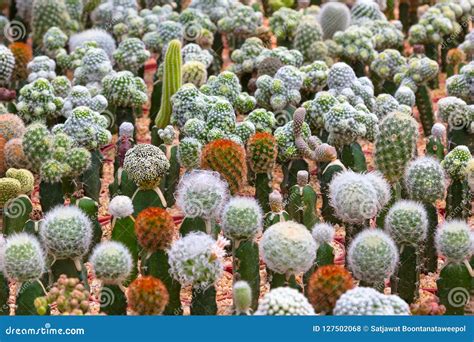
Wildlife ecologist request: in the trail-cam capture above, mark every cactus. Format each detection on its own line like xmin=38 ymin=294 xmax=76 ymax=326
xmin=350 ymin=0 xmax=385 ymax=23
xmin=40 ymin=205 xmax=92 ymax=282
xmin=168 ymin=232 xmax=228 ymax=315
xmin=317 ymin=2 xmax=350 ymax=40
xmin=0 ymin=177 xmax=22 ymax=208
xmin=442 ymin=146 xmax=472 ymax=220
xmin=269 ymin=8 xmax=302 ymax=47
xmin=113 ymin=38 xmax=150 ymax=75
xmin=385 ymin=200 xmax=428 ymax=304
xmin=4 ymin=138 xmax=31 ymax=170
xmin=261 ymin=221 xmax=316 ymax=290
xmin=334 ymin=287 xmax=410 ymax=315
xmin=177 ymin=137 xmax=202 ymax=170
xmin=367 ymin=20 xmax=404 ymax=52
xmin=0 ymin=45 xmax=15 ymax=86
xmin=69 ymin=29 xmax=116 ymax=59
xmin=370 ymin=49 xmax=407 ymax=95
xmin=156 ymin=126 xmax=179 ymax=207
xmin=286 ymin=170 xmax=318 ymax=230
xmin=426 ymin=123 xmax=446 ymax=160
xmin=31 ymin=0 xmax=72 ymax=48
xmin=246 ymin=132 xmax=277 ymax=213
xmin=437 ymin=96 xmax=472 ymax=152
xmin=306 ymin=265 xmax=354 ymax=314
xmin=135 ymin=207 xmax=181 ymax=315
xmin=217 ymin=3 xmax=262 ymax=48
xmin=348 ymin=229 xmax=399 ymax=289
xmin=263 ymin=190 xmax=289 ymax=228
xmin=229 ymin=38 xmax=266 ymax=78
xmin=0 ymin=113 xmax=25 ymax=141
xmin=254 ymin=287 xmax=315 ymax=315
xmin=89 ymin=241 xmax=132 ymax=315
xmin=300 ymin=61 xmax=329 ymax=96
xmin=154 ymin=40 xmax=182 ymax=130
xmin=8 ymin=42 xmax=32 ymax=87
xmin=232 ymin=280 xmax=252 ymax=315
xmin=26 ymin=56 xmax=56 ymax=83
xmin=222 ymin=196 xmax=262 ymax=310
xmin=43 ymin=27 xmax=68 ymax=57
xmin=62 ymin=86 xmax=108 ymax=116
xmin=1 ymin=233 xmax=47 ymax=315
xmin=175 ymin=169 xmax=228 ymax=237
xmin=72 ymin=47 xmax=114 ymax=89
xmin=127 ymin=276 xmax=169 ymax=315
xmin=435 ymin=220 xmax=473 ymax=315
xmin=201 ymin=139 xmax=246 ymax=195
xmin=292 ymin=17 xmax=323 ymax=63
xmin=404 ymin=157 xmax=446 ymax=273
xmin=123 ymin=144 xmax=170 ymax=215
xmin=446 ymin=62 xmax=473 ymax=104
xmin=182 ymin=61 xmax=207 ymax=87
xmin=244 ymin=109 xmax=276 ymax=134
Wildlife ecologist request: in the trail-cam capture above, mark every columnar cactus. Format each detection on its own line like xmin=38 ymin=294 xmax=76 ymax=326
xmin=260 ymin=221 xmax=316 ymax=289
xmin=40 ymin=205 xmax=93 ymax=279
xmin=385 ymin=200 xmax=428 ymax=303
xmin=435 ymin=220 xmax=473 ymax=315
xmin=334 ymin=287 xmax=410 ymax=315
xmin=404 ymin=157 xmax=446 ymax=273
xmin=0 ymin=45 xmax=15 ymax=85
xmin=127 ymin=276 xmax=169 ymax=315
xmin=155 ymin=40 xmax=182 ymax=129
xmin=89 ymin=241 xmax=132 ymax=315
xmin=255 ymin=287 xmax=315 ymax=315
xmin=176 ymin=169 xmax=228 ymax=236
xmin=348 ymin=229 xmax=399 ymax=288
xmin=221 ymin=196 xmax=262 ymax=310
xmin=441 ymin=146 xmax=472 ymax=220
xmin=201 ymin=139 xmax=246 ymax=195
xmin=306 ymin=265 xmax=354 ymax=314
xmin=168 ymin=232 xmax=228 ymax=315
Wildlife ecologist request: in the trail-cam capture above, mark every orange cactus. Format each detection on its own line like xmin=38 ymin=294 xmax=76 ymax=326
xmin=306 ymin=265 xmax=354 ymax=314
xmin=127 ymin=276 xmax=169 ymax=315
xmin=4 ymin=138 xmax=31 ymax=170
xmin=246 ymin=132 xmax=277 ymax=174
xmin=134 ymin=207 xmax=175 ymax=252
xmin=0 ymin=136 xmax=6 ymax=176
xmin=9 ymin=42 xmax=32 ymax=83
xmin=201 ymin=139 xmax=247 ymax=195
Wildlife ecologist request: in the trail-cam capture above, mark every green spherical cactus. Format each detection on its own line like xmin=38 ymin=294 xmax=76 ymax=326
xmin=435 ymin=220 xmax=472 ymax=264
xmin=32 ymin=0 xmax=71 ymax=47
xmin=374 ymin=111 xmax=419 ymax=183
xmin=221 ymin=196 xmax=262 ymax=241
xmin=0 ymin=45 xmax=15 ymax=85
xmin=260 ymin=221 xmax=316 ymax=277
xmin=441 ymin=146 xmax=471 ymax=181
xmin=177 ymin=137 xmax=202 ymax=170
xmin=446 ymin=62 xmax=472 ymax=103
xmin=127 ymin=276 xmax=169 ymax=315
xmin=89 ymin=241 xmax=133 ymax=285
xmin=405 ymin=157 xmax=446 ymax=204
xmin=318 ymin=2 xmax=351 ymax=40
xmin=334 ymin=287 xmax=410 ymax=315
xmin=182 ymin=61 xmax=207 ymax=87
xmin=348 ymin=229 xmax=399 ymax=286
xmin=40 ymin=205 xmax=93 ymax=259
xmin=255 ymin=287 xmax=315 ymax=315
xmin=385 ymin=200 xmax=428 ymax=246
xmin=0 ymin=177 xmax=22 ymax=207
xmin=51 ymin=76 xmax=72 ymax=98
xmin=22 ymin=122 xmax=54 ymax=171
xmin=269 ymin=8 xmax=302 ymax=44
xmin=5 ymin=168 xmax=34 ymax=194
xmin=300 ymin=61 xmax=329 ymax=94
xmin=43 ymin=27 xmax=68 ymax=55
xmin=230 ymin=38 xmax=266 ymax=77
xmin=1 ymin=233 xmax=45 ymax=282
xmin=244 ymin=109 xmax=276 ymax=134
xmin=40 ymin=159 xmax=68 ymax=184
xmin=292 ymin=17 xmax=323 ymax=63
xmin=123 ymin=144 xmax=170 ymax=190
xmin=73 ymin=47 xmax=114 ymax=87
xmin=332 ymin=26 xmax=377 ymax=67
xmin=65 ymin=147 xmax=92 ymax=177
xmin=113 ymin=38 xmax=150 ymax=75
xmin=102 ymin=71 xmax=147 ymax=109
xmin=233 ymin=280 xmax=252 ymax=315
xmin=27 ymin=56 xmax=57 ymax=82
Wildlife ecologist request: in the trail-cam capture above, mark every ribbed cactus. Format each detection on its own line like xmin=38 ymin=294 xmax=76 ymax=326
xmin=246 ymin=132 xmax=277 ymax=213
xmin=348 ymin=229 xmax=399 ymax=289
xmin=168 ymin=232 xmax=228 ymax=315
xmin=385 ymin=200 xmax=428 ymax=304
xmin=255 ymin=287 xmax=315 ymax=315
xmin=0 ymin=45 xmax=15 ymax=86
xmin=435 ymin=220 xmax=473 ymax=315
xmin=136 ymin=207 xmax=181 ymax=315
xmin=222 ymin=196 xmax=262 ymax=311
xmin=261 ymin=221 xmax=316 ymax=290
xmin=404 ymin=157 xmax=446 ymax=273
xmin=89 ymin=241 xmax=132 ymax=315
xmin=201 ymin=138 xmax=247 ymax=195
xmin=155 ymin=40 xmax=182 ymax=129
xmin=441 ymin=146 xmax=472 ymax=220
xmin=306 ymin=265 xmax=354 ymax=314
xmin=40 ymin=205 xmax=92 ymax=282
xmin=127 ymin=276 xmax=169 ymax=315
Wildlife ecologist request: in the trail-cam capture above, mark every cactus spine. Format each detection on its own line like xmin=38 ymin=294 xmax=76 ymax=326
xmin=154 ymin=40 xmax=182 ymax=130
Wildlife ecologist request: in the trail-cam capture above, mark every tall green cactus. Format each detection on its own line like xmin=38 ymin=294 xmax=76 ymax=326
xmin=155 ymin=40 xmax=182 ymax=129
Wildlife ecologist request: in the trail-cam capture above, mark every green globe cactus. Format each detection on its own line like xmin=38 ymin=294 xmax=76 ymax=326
xmin=113 ymin=38 xmax=150 ymax=75
xmin=27 ymin=56 xmax=57 ymax=82
xmin=73 ymin=48 xmax=114 ymax=88
xmin=254 ymin=287 xmax=315 ymax=315
xmin=90 ymin=241 xmax=132 ymax=285
xmin=292 ymin=17 xmax=323 ymax=63
xmin=269 ymin=8 xmax=302 ymax=46
xmin=182 ymin=61 xmax=207 ymax=87
xmin=348 ymin=229 xmax=399 ymax=288
xmin=318 ymin=2 xmax=351 ymax=40
xmin=5 ymin=168 xmax=34 ymax=194
xmin=177 ymin=137 xmax=202 ymax=170
xmin=233 ymin=280 xmax=252 ymax=315
xmin=0 ymin=177 xmax=22 ymax=207
xmin=43 ymin=27 xmax=68 ymax=57
xmin=31 ymin=0 xmax=72 ymax=47
xmin=437 ymin=96 xmax=472 ymax=151
xmin=446 ymin=62 xmax=472 ymax=103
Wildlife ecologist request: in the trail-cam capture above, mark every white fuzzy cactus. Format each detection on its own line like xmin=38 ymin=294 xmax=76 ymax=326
xmin=40 ymin=206 xmax=93 ymax=259
xmin=233 ymin=280 xmax=252 ymax=315
xmin=89 ymin=241 xmax=133 ymax=284
xmin=348 ymin=229 xmax=399 ymax=284
xmin=168 ymin=232 xmax=228 ymax=289
xmin=108 ymin=195 xmax=134 ymax=218
xmin=435 ymin=220 xmax=473 ymax=263
xmin=1 ymin=233 xmax=45 ymax=283
xmin=255 ymin=287 xmax=315 ymax=315
xmin=69 ymin=29 xmax=116 ymax=59
xmin=175 ymin=170 xmax=228 ymax=219
xmin=260 ymin=221 xmax=316 ymax=275
xmin=221 ymin=196 xmax=263 ymax=241
xmin=311 ymin=223 xmax=335 ymax=246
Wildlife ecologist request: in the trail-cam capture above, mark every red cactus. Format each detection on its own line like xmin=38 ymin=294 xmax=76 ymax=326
xmin=127 ymin=276 xmax=169 ymax=315
xmin=246 ymin=132 xmax=277 ymax=174
xmin=306 ymin=265 xmax=354 ymax=314
xmin=135 ymin=207 xmax=175 ymax=252
xmin=201 ymin=139 xmax=247 ymax=195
